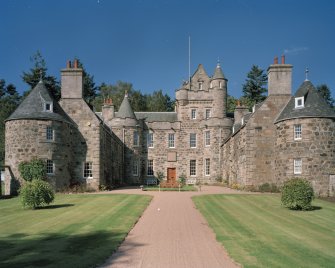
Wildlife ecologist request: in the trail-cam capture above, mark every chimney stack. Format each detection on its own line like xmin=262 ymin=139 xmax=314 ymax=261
xmin=267 ymin=56 xmax=292 ymax=96
xmin=102 ymin=97 xmax=115 ymax=122
xmin=61 ymin=60 xmax=83 ymax=99
xmin=66 ymin=60 xmax=72 ymax=69
xmin=274 ymin=56 xmax=278 ymax=64
xmin=73 ymin=59 xmax=79 ymax=69
xmin=281 ymin=55 xmax=285 ymax=64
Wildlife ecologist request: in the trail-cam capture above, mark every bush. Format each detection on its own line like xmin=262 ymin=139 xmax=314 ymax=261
xmin=19 ymin=179 xmax=55 ymax=209
xmin=281 ymin=178 xmax=314 ymax=210
xmin=18 ymin=159 xmax=46 ymax=182
xmin=178 ymin=173 xmax=186 ymax=186
xmin=259 ymin=183 xmax=280 ymax=193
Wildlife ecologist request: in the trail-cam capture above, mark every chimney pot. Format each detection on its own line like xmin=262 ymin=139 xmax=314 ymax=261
xmin=66 ymin=60 xmax=72 ymax=68
xmin=73 ymin=59 xmax=79 ymax=68
xmin=281 ymin=55 xmax=285 ymax=64
xmin=274 ymin=56 xmax=278 ymax=64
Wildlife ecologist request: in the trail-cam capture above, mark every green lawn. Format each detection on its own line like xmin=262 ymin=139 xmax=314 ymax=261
xmin=0 ymin=193 xmax=152 ymax=268
xmin=193 ymin=194 xmax=335 ymax=268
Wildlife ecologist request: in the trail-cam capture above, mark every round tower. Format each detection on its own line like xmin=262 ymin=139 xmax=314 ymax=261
xmin=211 ymin=62 xmax=228 ymax=118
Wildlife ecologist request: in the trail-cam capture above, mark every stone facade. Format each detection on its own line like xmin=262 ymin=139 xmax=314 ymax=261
xmin=4 ymin=57 xmax=335 ymax=196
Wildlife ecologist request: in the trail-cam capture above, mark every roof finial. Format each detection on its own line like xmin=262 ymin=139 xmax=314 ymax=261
xmin=217 ymin=57 xmax=220 ymax=68
xmin=39 ymin=69 xmax=43 ymax=83
xmin=305 ymin=67 xmax=309 ymax=81
xmin=125 ymin=90 xmax=128 ymax=98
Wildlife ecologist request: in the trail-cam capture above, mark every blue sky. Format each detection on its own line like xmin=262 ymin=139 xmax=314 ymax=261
xmin=1 ymin=0 xmax=335 ymax=99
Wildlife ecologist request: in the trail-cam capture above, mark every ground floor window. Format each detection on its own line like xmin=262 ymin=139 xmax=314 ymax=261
xmin=133 ymin=159 xmax=139 ymax=176
xmin=147 ymin=159 xmax=154 ymax=176
xmin=190 ymin=160 xmax=196 ymax=176
xmin=205 ymin=158 xmax=210 ymax=176
xmin=294 ymin=159 xmax=302 ymax=174
xmin=84 ymin=162 xmax=93 ymax=178
xmin=46 ymin=160 xmax=54 ymax=175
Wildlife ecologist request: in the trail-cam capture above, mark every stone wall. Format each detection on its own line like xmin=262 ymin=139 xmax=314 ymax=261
xmin=275 ymin=118 xmax=335 ymax=196
xmin=5 ymin=119 xmax=73 ymax=194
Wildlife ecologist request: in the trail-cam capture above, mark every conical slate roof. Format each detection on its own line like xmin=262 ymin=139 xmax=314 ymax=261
xmin=117 ymin=93 xmax=136 ymax=119
xmin=275 ymin=80 xmax=335 ymax=123
xmin=6 ymin=81 xmax=73 ymax=124
xmin=212 ymin=63 xmax=225 ymax=79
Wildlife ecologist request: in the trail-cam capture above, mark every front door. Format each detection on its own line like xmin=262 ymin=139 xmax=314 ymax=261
xmin=167 ymin=168 xmax=176 ymax=183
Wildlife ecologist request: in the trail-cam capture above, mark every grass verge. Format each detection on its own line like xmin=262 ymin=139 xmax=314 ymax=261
xmin=144 ymin=185 xmax=197 ymax=191
xmin=193 ymin=194 xmax=335 ymax=268
xmin=0 ymin=193 xmax=152 ymax=268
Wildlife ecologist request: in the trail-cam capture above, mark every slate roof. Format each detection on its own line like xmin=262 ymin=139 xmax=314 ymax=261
xmin=135 ymin=112 xmax=178 ymax=122
xmin=6 ymin=81 xmax=73 ymax=124
xmin=276 ymin=80 xmax=335 ymax=123
xmin=212 ymin=63 xmax=225 ymax=79
xmin=117 ymin=94 xmax=136 ymax=119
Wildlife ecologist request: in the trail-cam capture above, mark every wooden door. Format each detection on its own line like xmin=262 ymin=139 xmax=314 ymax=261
xmin=167 ymin=168 xmax=176 ymax=183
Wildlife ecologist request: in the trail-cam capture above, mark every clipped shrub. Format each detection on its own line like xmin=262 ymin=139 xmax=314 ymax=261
xmin=18 ymin=159 xmax=46 ymax=182
xmin=281 ymin=178 xmax=314 ymax=210
xmin=19 ymin=179 xmax=55 ymax=209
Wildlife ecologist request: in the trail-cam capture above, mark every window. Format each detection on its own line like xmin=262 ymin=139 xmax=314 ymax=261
xmin=190 ymin=133 xmax=197 ymax=148
xmin=191 ymin=109 xmax=196 ymax=119
xmin=199 ymin=82 xmax=203 ymax=90
xmin=204 ymin=131 xmax=210 ymax=146
xmin=133 ymin=131 xmax=139 ymax=146
xmin=294 ymin=159 xmax=302 ymax=174
xmin=219 ymin=81 xmax=222 ymax=88
xmin=46 ymin=160 xmax=54 ymax=175
xmin=46 ymin=126 xmax=53 ymax=141
xmin=168 ymin=133 xmax=175 ymax=148
xmin=147 ymin=160 xmax=154 ymax=176
xmin=205 ymin=109 xmax=211 ymax=119
xmin=205 ymin=158 xmax=210 ymax=176
xmin=210 ymin=81 xmax=213 ymax=88
xmin=294 ymin=124 xmax=302 ymax=140
xmin=190 ymin=160 xmax=196 ymax=176
xmin=295 ymin=97 xmax=304 ymax=108
xmin=132 ymin=159 xmax=139 ymax=176
xmin=44 ymin=102 xmax=53 ymax=112
xmin=147 ymin=133 xmax=154 ymax=148
xmin=84 ymin=162 xmax=93 ymax=178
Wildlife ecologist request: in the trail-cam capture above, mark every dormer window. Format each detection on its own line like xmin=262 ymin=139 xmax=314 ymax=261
xmin=199 ymin=82 xmax=203 ymax=90
xmin=44 ymin=102 xmax=53 ymax=112
xmin=295 ymin=97 xmax=304 ymax=109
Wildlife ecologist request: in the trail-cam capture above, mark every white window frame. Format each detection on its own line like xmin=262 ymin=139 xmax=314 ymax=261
xmin=168 ymin=133 xmax=175 ymax=148
xmin=219 ymin=81 xmax=222 ymax=89
xmin=210 ymin=81 xmax=213 ymax=88
xmin=147 ymin=133 xmax=154 ymax=148
xmin=294 ymin=159 xmax=302 ymax=174
xmin=46 ymin=159 xmax=54 ymax=175
xmin=205 ymin=109 xmax=211 ymax=119
xmin=44 ymin=102 xmax=53 ymax=112
xmin=84 ymin=162 xmax=93 ymax=178
xmin=204 ymin=131 xmax=210 ymax=147
xmin=147 ymin=159 xmax=154 ymax=176
xmin=133 ymin=131 xmax=139 ymax=146
xmin=294 ymin=124 xmax=302 ymax=140
xmin=199 ymin=82 xmax=203 ymax=90
xmin=191 ymin=109 xmax=196 ymax=119
xmin=46 ymin=126 xmax=54 ymax=141
xmin=132 ymin=159 xmax=139 ymax=176
xmin=205 ymin=158 xmax=210 ymax=176
xmin=190 ymin=160 xmax=196 ymax=176
xmin=190 ymin=133 xmax=197 ymax=148
xmin=295 ymin=97 xmax=304 ymax=109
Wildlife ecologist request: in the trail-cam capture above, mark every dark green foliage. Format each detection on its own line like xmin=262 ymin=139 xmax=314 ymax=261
xmin=178 ymin=173 xmax=186 ymax=186
xmin=258 ymin=183 xmax=279 ymax=193
xmin=156 ymin=171 xmax=164 ymax=182
xmin=146 ymin=89 xmax=174 ymax=112
xmin=19 ymin=179 xmax=55 ymax=209
xmin=227 ymin=95 xmax=237 ymax=113
xmin=281 ymin=178 xmax=314 ymax=210
xmin=0 ymin=79 xmax=21 ymax=166
xmin=18 ymin=159 xmax=46 ymax=182
xmin=242 ymin=65 xmax=267 ymax=104
xmin=22 ymin=51 xmax=60 ymax=101
xmin=317 ymin=84 xmax=334 ymax=107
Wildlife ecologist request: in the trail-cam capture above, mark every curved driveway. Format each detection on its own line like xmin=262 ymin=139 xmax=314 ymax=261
xmin=100 ymin=186 xmax=241 ymax=268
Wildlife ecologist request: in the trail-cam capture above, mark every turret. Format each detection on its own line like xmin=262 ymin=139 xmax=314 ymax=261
xmin=61 ymin=59 xmax=83 ymax=99
xmin=267 ymin=55 xmax=292 ymax=96
xmin=211 ymin=62 xmax=228 ymax=118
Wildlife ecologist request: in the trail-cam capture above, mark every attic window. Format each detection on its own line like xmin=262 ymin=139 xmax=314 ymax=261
xmin=44 ymin=102 xmax=53 ymax=112
xmin=199 ymin=82 xmax=203 ymax=90
xmin=295 ymin=97 xmax=304 ymax=109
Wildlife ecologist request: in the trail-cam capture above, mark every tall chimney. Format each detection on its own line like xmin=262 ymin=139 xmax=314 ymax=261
xmin=61 ymin=60 xmax=83 ymax=99
xmin=102 ymin=97 xmax=115 ymax=122
xmin=267 ymin=56 xmax=292 ymax=96
xmin=274 ymin=56 xmax=278 ymax=64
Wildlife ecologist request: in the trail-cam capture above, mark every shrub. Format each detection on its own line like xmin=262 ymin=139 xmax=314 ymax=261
xmin=18 ymin=159 xmax=46 ymax=182
xmin=281 ymin=178 xmax=314 ymax=210
xmin=19 ymin=179 xmax=55 ymax=209
xmin=156 ymin=171 xmax=164 ymax=183
xmin=259 ymin=183 xmax=280 ymax=193
xmin=178 ymin=173 xmax=186 ymax=186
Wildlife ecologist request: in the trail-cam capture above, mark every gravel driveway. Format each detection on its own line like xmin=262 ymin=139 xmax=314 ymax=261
xmin=100 ymin=186 xmax=242 ymax=268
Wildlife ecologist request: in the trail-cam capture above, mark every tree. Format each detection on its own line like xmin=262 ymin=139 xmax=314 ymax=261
xmin=146 ymin=90 xmax=174 ymax=112
xmin=227 ymin=95 xmax=237 ymax=113
xmin=317 ymin=84 xmax=334 ymax=107
xmin=22 ymin=51 xmax=60 ymax=100
xmin=242 ymin=65 xmax=267 ymax=104
xmin=0 ymin=79 xmax=21 ymax=166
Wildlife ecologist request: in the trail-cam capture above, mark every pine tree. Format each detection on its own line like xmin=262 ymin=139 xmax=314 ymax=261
xmin=242 ymin=65 xmax=267 ymax=104
xmin=317 ymin=84 xmax=334 ymax=107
